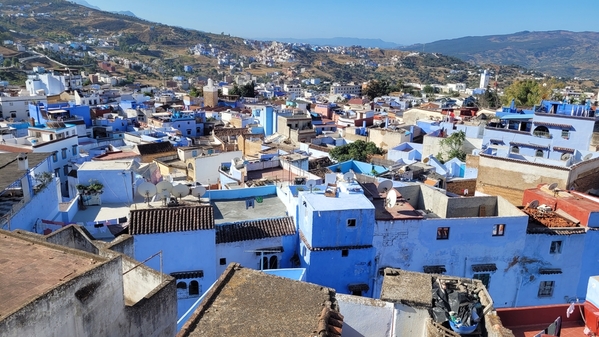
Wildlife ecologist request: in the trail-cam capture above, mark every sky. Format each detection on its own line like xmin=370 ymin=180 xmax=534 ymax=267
xmin=85 ymin=0 xmax=599 ymax=45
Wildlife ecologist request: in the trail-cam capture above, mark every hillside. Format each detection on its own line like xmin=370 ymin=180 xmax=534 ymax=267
xmin=0 ymin=0 xmax=529 ymax=88
xmin=401 ymin=30 xmax=599 ymax=79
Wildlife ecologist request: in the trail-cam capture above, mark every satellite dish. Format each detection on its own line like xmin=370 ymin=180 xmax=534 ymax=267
xmin=527 ymin=199 xmax=539 ymax=209
xmin=172 ymin=184 xmax=189 ymax=199
xmin=548 ymin=183 xmax=558 ymax=191
xmin=306 ymin=179 xmax=317 ymax=192
xmin=584 ymin=153 xmax=593 ymax=161
xmin=156 ymin=181 xmax=173 ymax=193
xmin=561 ymin=153 xmax=572 ymax=161
xmin=385 ymin=189 xmax=397 ymax=208
xmin=137 ymin=182 xmax=157 ymax=204
xmin=377 ymin=180 xmax=393 ymax=193
xmin=422 ymin=157 xmax=430 ymax=164
xmin=192 ymin=185 xmax=207 ymax=197
xmin=343 ymin=172 xmax=355 ymax=182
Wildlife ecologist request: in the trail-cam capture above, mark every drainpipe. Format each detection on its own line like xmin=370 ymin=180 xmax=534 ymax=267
xmin=513 ymin=274 xmax=522 ymax=307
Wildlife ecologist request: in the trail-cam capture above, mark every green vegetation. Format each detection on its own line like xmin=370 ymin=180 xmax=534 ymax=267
xmin=437 ymin=131 xmax=467 ymax=163
xmin=329 ymin=140 xmax=384 ymax=162
xmin=501 ymin=80 xmax=551 ymax=106
xmin=229 ymin=82 xmax=255 ymax=97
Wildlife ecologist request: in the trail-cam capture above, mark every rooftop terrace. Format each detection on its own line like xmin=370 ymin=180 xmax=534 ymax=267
xmin=212 ymin=195 xmax=287 ymax=224
xmin=0 ymin=231 xmax=107 ymax=318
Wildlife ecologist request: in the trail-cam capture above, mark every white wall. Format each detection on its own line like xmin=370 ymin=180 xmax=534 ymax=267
xmin=192 ymin=151 xmax=242 ymax=184
xmin=337 ymin=294 xmax=394 ymax=337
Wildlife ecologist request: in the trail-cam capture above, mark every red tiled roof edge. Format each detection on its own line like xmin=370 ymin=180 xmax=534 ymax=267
xmin=316 ymin=303 xmax=344 ymax=337
xmin=177 ymin=263 xmax=241 ymax=337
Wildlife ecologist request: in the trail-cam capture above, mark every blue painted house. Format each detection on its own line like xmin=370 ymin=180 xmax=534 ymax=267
xmin=297 ymin=182 xmax=376 ymax=296
xmin=483 ymin=100 xmax=599 ymax=161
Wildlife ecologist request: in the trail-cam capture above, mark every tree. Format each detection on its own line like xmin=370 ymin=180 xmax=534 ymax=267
xmin=477 ymin=85 xmax=501 ymax=108
xmin=189 ymin=86 xmax=202 ymax=98
xmin=437 ymin=131 xmax=467 ymax=163
xmin=229 ymin=81 xmax=255 ymax=98
xmin=423 ymin=85 xmax=435 ymax=94
xmin=329 ymin=140 xmax=384 ymax=163
xmin=501 ymin=80 xmax=551 ymax=107
xmin=363 ymin=80 xmax=390 ymax=100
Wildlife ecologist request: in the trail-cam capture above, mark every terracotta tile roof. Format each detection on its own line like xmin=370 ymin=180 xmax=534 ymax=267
xmin=129 ymin=206 xmax=214 ymax=234
xmin=135 ymin=142 xmax=176 ymax=156
xmin=177 ymin=263 xmax=343 ymax=337
xmin=552 ymin=146 xmax=575 ymax=153
xmin=215 ymin=216 xmax=295 ymax=244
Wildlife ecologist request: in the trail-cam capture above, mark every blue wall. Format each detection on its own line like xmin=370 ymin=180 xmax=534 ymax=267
xmin=134 ymin=230 xmax=217 ymax=299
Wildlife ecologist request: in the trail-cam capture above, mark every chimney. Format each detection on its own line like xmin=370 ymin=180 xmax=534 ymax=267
xmin=17 ymin=153 xmax=28 ymax=171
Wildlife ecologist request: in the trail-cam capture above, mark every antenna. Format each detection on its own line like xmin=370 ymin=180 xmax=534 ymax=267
xmin=548 ymin=183 xmax=558 ymax=191
xmin=377 ymin=180 xmax=393 ymax=194
xmin=527 ymin=199 xmax=539 ymax=209
xmin=385 ymin=189 xmax=397 ymax=208
xmin=343 ymin=172 xmax=355 ymax=183
xmin=172 ymin=184 xmax=189 ymax=200
xmin=137 ymin=182 xmax=157 ymax=205
xmin=306 ymin=179 xmax=316 ymax=193
xmin=583 ymin=153 xmax=593 ymax=161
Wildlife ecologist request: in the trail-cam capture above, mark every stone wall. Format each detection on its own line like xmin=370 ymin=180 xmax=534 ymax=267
xmin=446 ymin=178 xmax=476 ymax=197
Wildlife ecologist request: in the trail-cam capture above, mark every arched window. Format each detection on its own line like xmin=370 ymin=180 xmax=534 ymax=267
xmin=176 ymin=281 xmax=187 ymax=290
xmin=189 ymin=280 xmax=199 ymax=296
xmin=533 ymin=126 xmax=549 ymax=138
xmin=262 ymin=257 xmax=268 ymax=270
xmin=535 ymin=149 xmax=544 ymax=157
xmin=511 ymin=146 xmax=519 ymax=154
xmin=269 ymin=255 xmax=278 ymax=269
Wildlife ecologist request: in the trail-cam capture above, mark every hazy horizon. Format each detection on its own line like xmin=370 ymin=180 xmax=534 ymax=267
xmin=83 ymin=0 xmax=598 ymax=45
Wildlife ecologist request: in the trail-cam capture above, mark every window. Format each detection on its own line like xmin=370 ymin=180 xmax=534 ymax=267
xmin=269 ymin=256 xmax=278 ymax=269
xmin=72 ymin=146 xmax=78 ymax=156
xmin=492 ymin=224 xmax=505 ymax=236
xmin=61 ymin=148 xmax=67 ymax=159
xmin=219 ymin=258 xmax=227 ymax=265
xmin=52 ymin=152 xmax=58 ymax=162
xmin=262 ymin=257 xmax=268 ymax=270
xmin=63 ymin=165 xmax=69 ymax=176
xmin=187 ymin=129 xmax=191 ymax=135
xmin=10 ymin=112 xmax=16 ymax=118
xmin=347 ymin=218 xmax=356 ymax=227
xmin=473 ymin=273 xmax=491 ymax=290
xmin=189 ymin=280 xmax=199 ymax=296
xmin=54 ymin=168 xmax=60 ymax=177
xmin=437 ymin=227 xmax=450 ymax=240
xmin=176 ymin=281 xmax=187 ymax=290
xmin=538 ymin=281 xmax=555 ymax=297
xmin=550 ymin=241 xmax=562 ymax=254
xmin=535 ymin=149 xmax=544 ymax=157
xmin=302 ymin=245 xmax=307 ymax=257
xmin=341 ymin=249 xmax=349 ymax=257
xmin=561 ymin=129 xmax=570 ymax=139
xmin=510 ymin=146 xmax=519 ymax=154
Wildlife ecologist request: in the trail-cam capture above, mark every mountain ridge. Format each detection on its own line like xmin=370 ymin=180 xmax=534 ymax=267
xmin=400 ymin=30 xmax=599 ymax=78
xmin=256 ymin=37 xmax=401 ymax=49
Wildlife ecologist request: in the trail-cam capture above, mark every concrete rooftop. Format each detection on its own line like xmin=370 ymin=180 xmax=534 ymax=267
xmin=0 ymin=231 xmax=106 ymax=318
xmin=301 ymin=188 xmax=375 ymax=212
xmin=212 ymin=195 xmax=287 ymax=224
